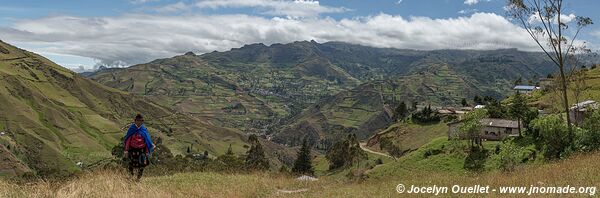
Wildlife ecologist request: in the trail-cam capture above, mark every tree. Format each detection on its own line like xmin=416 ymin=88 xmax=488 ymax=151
xmin=460 ymin=109 xmax=487 ymax=149
xmin=461 ymin=98 xmax=468 ymax=107
xmin=570 ymin=69 xmax=588 ymax=123
xmin=486 ymin=100 xmax=508 ymax=119
xmin=411 ymin=105 xmax=441 ymax=123
xmin=325 ymin=134 xmax=367 ymax=170
xmin=507 ymin=0 xmax=594 ymax=144
xmin=509 ymin=93 xmax=527 ymax=136
xmin=474 ymin=96 xmax=483 ymax=105
xmin=226 ymin=144 xmax=234 ymax=155
xmin=292 ymin=138 xmax=314 ymax=175
xmin=245 ymin=135 xmax=270 ymax=171
xmin=216 ymin=144 xmax=244 ymax=172
xmin=393 ymin=101 xmax=408 ymax=121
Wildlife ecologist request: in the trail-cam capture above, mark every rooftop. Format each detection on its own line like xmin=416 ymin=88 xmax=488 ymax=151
xmin=570 ymin=100 xmax=597 ymax=110
xmin=514 ymin=85 xmax=537 ymax=90
xmin=448 ymin=118 xmax=520 ymax=129
xmin=481 ymin=118 xmax=520 ymax=129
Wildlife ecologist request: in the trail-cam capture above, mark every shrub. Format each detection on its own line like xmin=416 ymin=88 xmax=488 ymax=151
xmin=379 ymin=137 xmax=403 ymax=158
xmin=576 ymin=111 xmax=600 ymax=152
xmin=530 ymin=115 xmax=571 ymax=159
xmin=493 ymin=141 xmax=526 ymax=172
xmin=423 ymin=148 xmax=443 ymax=158
xmin=374 ymin=158 xmax=383 ymax=165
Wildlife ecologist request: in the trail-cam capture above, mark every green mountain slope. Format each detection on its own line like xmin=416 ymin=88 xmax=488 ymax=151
xmin=0 ymin=40 xmax=251 ymax=177
xmin=87 ymin=41 xmax=556 ymax=145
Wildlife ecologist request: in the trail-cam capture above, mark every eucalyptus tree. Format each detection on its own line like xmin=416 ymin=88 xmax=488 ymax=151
xmin=506 ymin=0 xmax=593 ymax=143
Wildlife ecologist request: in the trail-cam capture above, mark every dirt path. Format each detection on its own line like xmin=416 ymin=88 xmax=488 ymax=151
xmin=359 ymin=143 xmax=392 ymax=158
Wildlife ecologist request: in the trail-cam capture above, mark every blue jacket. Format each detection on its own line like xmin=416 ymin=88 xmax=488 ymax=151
xmin=123 ymin=123 xmax=155 ymax=153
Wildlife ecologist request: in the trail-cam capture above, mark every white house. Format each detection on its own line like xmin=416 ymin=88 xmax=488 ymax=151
xmin=514 ymin=85 xmax=538 ymax=94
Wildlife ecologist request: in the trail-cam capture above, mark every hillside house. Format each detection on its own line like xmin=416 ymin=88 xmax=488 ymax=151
xmin=514 ymin=85 xmax=538 ymax=94
xmin=569 ymin=100 xmax=598 ymax=126
xmin=448 ymin=118 xmax=521 ymax=141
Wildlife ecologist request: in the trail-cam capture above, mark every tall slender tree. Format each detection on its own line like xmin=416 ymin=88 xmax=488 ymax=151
xmin=292 ymin=138 xmax=314 ymax=175
xmin=393 ymin=101 xmax=408 ymax=121
xmin=245 ymin=135 xmax=270 ymax=171
xmin=460 ymin=109 xmax=487 ymax=149
xmin=509 ymin=92 xmax=527 ymax=137
xmin=506 ymin=0 xmax=593 ymax=144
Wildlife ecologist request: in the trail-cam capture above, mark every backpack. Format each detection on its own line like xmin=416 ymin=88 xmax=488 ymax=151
xmin=130 ymin=133 xmax=146 ymax=149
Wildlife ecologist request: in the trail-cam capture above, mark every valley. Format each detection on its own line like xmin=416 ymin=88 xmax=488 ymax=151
xmin=87 ymin=41 xmax=557 ymax=147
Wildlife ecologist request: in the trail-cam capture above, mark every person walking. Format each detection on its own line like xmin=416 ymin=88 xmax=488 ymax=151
xmin=123 ymin=114 xmax=154 ymax=181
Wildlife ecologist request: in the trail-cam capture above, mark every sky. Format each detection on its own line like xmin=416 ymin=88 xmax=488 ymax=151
xmin=0 ymin=0 xmax=599 ymax=71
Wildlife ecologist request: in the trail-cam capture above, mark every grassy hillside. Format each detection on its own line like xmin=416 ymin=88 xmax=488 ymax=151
xmin=88 ymin=41 xmax=556 ymax=145
xmin=538 ymin=66 xmax=600 ymax=112
xmin=2 ymin=151 xmax=599 ymax=197
xmin=366 ymin=122 xmax=449 ymax=154
xmin=0 ymin=41 xmax=256 ymax=178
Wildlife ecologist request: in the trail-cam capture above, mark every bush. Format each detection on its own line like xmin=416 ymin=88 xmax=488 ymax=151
xmin=493 ymin=141 xmax=526 ymax=172
xmin=577 ymin=110 xmax=600 ymax=152
xmin=530 ymin=115 xmax=571 ymax=159
xmin=379 ymin=137 xmax=403 ymax=158
xmin=463 ymin=146 xmax=487 ymax=171
xmin=423 ymin=148 xmax=443 ymax=158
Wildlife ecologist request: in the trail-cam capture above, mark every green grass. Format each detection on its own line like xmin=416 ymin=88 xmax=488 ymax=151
xmin=538 ymin=67 xmax=600 ymax=112
xmin=368 ymin=136 xmax=520 ymax=179
xmin=370 ymin=122 xmax=449 ymax=152
xmin=369 ymin=137 xmax=467 ymax=177
xmin=3 ymin=151 xmax=600 ymax=197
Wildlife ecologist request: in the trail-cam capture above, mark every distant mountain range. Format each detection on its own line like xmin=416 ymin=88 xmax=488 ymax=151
xmin=87 ymin=41 xmax=558 ymax=146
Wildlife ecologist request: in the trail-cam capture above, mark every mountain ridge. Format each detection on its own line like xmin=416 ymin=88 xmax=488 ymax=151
xmin=87 ymin=40 xmax=557 ymax=146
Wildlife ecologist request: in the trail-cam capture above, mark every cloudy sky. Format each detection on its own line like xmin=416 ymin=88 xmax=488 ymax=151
xmin=0 ymin=0 xmax=599 ymax=70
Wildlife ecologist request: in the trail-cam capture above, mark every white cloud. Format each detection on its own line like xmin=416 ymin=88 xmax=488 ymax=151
xmin=193 ymin=0 xmax=349 ymax=18
xmin=464 ymin=0 xmax=489 ymax=5
xmin=396 ymin=0 xmax=403 ymax=5
xmin=0 ymin=13 xmax=539 ymax=68
xmin=154 ymin=2 xmax=189 ymax=13
xmin=528 ymin=13 xmax=577 ymax=24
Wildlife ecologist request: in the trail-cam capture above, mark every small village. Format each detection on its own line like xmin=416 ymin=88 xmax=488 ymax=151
xmin=439 ymin=80 xmax=597 ymax=142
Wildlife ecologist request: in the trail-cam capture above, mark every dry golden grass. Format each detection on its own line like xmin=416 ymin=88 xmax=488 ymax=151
xmin=1 ymin=152 xmax=599 ymax=198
